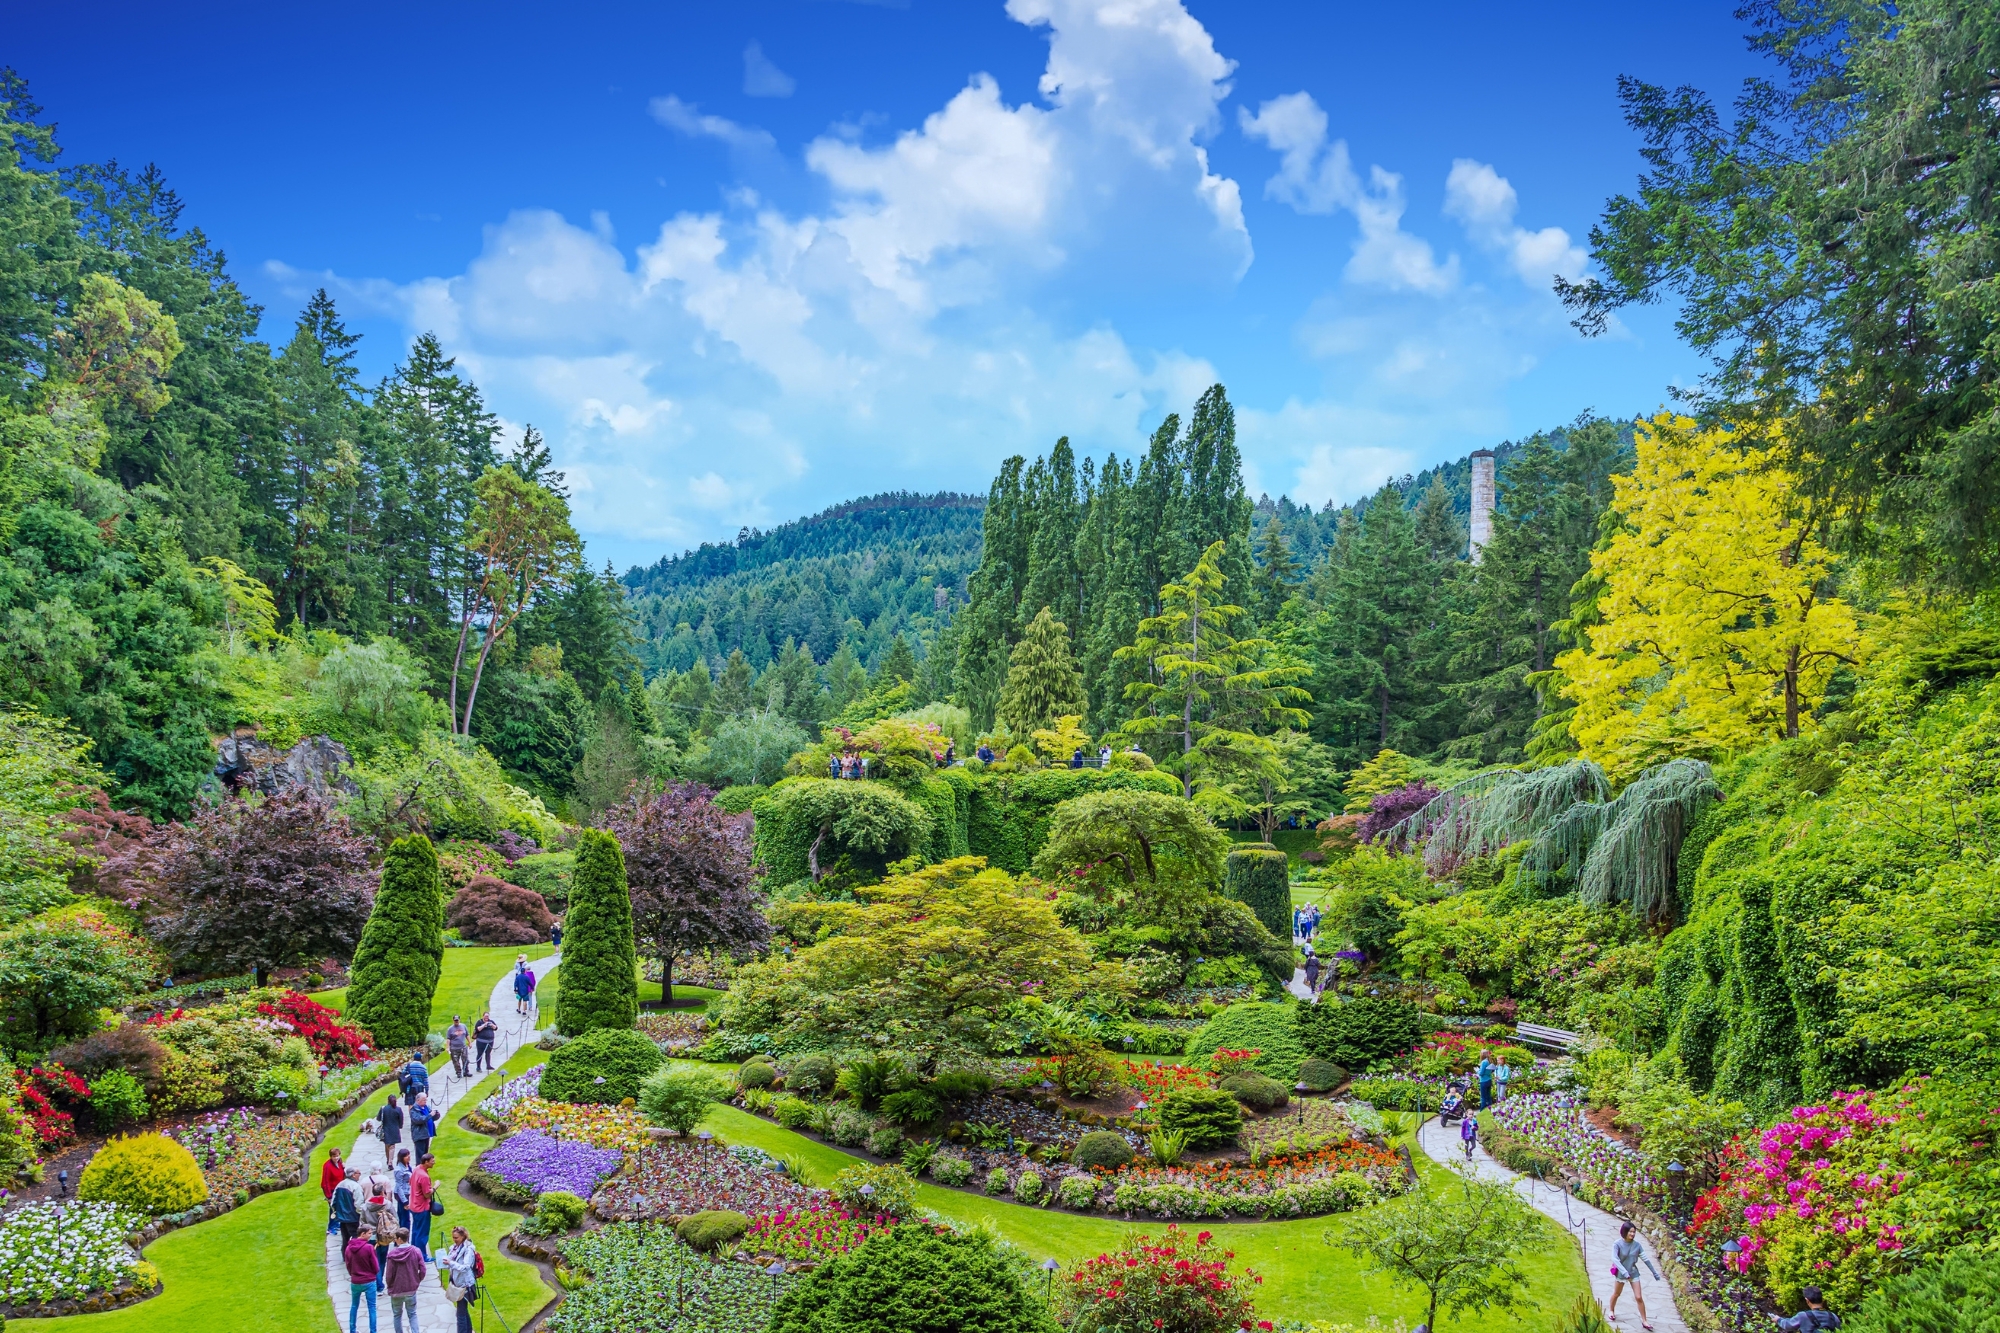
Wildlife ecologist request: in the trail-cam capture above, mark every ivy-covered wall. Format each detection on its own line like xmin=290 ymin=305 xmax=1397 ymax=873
xmin=964 ymin=768 xmax=1182 ymax=873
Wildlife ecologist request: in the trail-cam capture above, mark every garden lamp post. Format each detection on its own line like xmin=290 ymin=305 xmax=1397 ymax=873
xmin=1665 ymin=1161 xmax=1686 ymax=1216
xmin=1042 ymin=1256 xmax=1059 ymax=1306
xmin=1295 ymin=1082 xmax=1308 ymax=1123
xmin=766 ymin=1260 xmax=786 ymax=1307
xmin=1721 ymin=1239 xmax=1741 ymax=1273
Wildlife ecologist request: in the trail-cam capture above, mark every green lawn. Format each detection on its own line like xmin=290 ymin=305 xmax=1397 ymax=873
xmin=26 ymin=960 xmax=560 ymax=1332
xmin=699 ymin=1101 xmax=1587 ymax=1327
xmin=316 ymin=944 xmax=556 ymax=1034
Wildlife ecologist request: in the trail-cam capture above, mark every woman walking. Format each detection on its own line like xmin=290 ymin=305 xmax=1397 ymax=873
xmin=392 ymin=1148 xmax=414 ymax=1230
xmin=512 ymin=958 xmax=537 ymax=1016
xmin=1607 ymin=1221 xmax=1658 ymax=1330
xmin=472 ymin=1011 xmax=498 ymax=1072
xmin=440 ymin=1225 xmax=481 ymax=1333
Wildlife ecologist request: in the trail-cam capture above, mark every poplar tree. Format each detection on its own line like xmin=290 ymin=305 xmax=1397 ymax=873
xmin=556 ymin=828 xmax=639 ymax=1035
xmin=997 ymin=608 xmax=1088 ymax=740
xmin=346 ymin=834 xmax=447 ymax=1048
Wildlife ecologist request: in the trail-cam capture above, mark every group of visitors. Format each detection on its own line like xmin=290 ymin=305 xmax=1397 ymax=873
xmin=512 ymin=954 xmax=539 ymax=1016
xmin=827 ymin=752 xmax=871 ymax=779
xmin=1292 ymin=901 xmax=1321 ymax=943
xmin=339 ymin=1218 xmax=481 ymax=1333
xmin=443 ymin=1012 xmax=499 ymax=1077
xmin=327 ymin=1134 xmax=475 ymax=1333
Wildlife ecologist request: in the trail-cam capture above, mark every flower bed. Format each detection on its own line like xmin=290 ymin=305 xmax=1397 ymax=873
xmin=591 ymin=1139 xmax=822 ymax=1221
xmin=743 ymin=1204 xmax=897 ymax=1261
xmin=956 ymin=1092 xmax=1141 ymax=1156
xmin=507 ymin=1097 xmax=654 ymax=1154
xmin=1122 ymin=1061 xmax=1212 ymax=1103
xmin=171 ymin=1108 xmax=322 ymax=1200
xmin=254 ymin=991 xmax=372 ymax=1068
xmin=634 ymin=1013 xmax=709 ymax=1054
xmin=1490 ymin=1092 xmax=1664 ymax=1209
xmin=478 ymin=1065 xmax=544 ymax=1122
xmin=0 ymin=1201 xmax=145 ymax=1305
xmin=1239 ymin=1099 xmax=1357 ymax=1157
xmin=1100 ymin=1139 xmax=1408 ymax=1219
xmin=474 ymin=1129 xmax=625 ymax=1200
xmin=548 ymin=1222 xmax=795 ymax=1333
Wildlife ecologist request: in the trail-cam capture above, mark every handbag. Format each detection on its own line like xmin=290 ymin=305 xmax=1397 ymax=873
xmin=443 ymin=1280 xmax=467 ymax=1304
xmin=430 ymin=1197 xmax=445 ymax=1216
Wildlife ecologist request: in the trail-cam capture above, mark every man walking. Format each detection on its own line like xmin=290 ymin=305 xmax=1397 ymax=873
xmin=383 ymin=1227 xmax=427 ymax=1333
xmin=1303 ymin=948 xmax=1321 ymax=997
xmin=408 ymin=1154 xmax=436 ymax=1259
xmin=408 ymin=1091 xmax=437 ymax=1164
xmin=445 ymin=1016 xmax=470 ymax=1079
xmin=472 ymin=1011 xmax=498 ymax=1072
xmin=331 ymin=1165 xmax=362 ymax=1244
xmin=512 ymin=959 xmax=536 ymax=1016
xmin=398 ymin=1055 xmax=429 ymax=1104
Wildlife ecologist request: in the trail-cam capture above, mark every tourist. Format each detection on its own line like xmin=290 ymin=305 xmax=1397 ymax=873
xmin=408 ymin=1092 xmax=438 ymax=1163
xmin=1476 ymin=1054 xmax=1496 ymax=1109
xmin=943 ymin=742 xmax=955 ymax=765
xmin=392 ymin=1148 xmax=414 ymax=1230
xmin=1772 ymin=1286 xmax=1840 ymax=1330
xmin=1098 ymin=743 xmax=1111 ymax=767
xmin=976 ymin=742 xmax=994 ymax=763
xmin=550 ymin=920 xmax=562 ymax=948
xmin=1303 ymin=949 xmax=1321 ymax=995
xmin=331 ymin=1165 xmax=362 ymax=1244
xmin=377 ymin=1094 xmax=404 ymax=1156
xmin=1606 ymin=1221 xmax=1657 ymax=1331
xmin=445 ymin=1015 xmax=470 ymax=1078
xmin=343 ymin=1227 xmax=381 ymax=1333
xmin=1438 ymin=1083 xmax=1466 ymax=1126
xmin=398 ymin=1055 xmax=429 ymax=1103
xmin=472 ymin=1011 xmax=498 ymax=1072
xmin=512 ymin=959 xmax=536 ymax=1016
xmin=1069 ymin=747 xmax=1085 ymax=768
xmin=321 ymin=1145 xmax=348 ymax=1220
xmin=1292 ymin=905 xmax=1304 ymax=940
xmin=382 ymin=1227 xmax=427 ymax=1333
xmin=1495 ymin=1059 xmax=1513 ymax=1103
xmin=408 ymin=1153 xmax=437 ymax=1258
xmin=441 ymin=1225 xmax=481 ymax=1333
xmin=827 ymin=751 xmax=841 ymax=778
xmin=364 ymin=1176 xmax=397 ymax=1292
xmin=1459 ymin=1108 xmax=1479 ymax=1160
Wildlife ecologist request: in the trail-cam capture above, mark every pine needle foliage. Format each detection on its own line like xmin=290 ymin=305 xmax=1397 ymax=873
xmin=555 ymin=828 xmax=639 ymax=1035
xmin=1389 ymin=758 xmax=1719 ymax=924
xmin=346 ymin=834 xmax=446 ymax=1048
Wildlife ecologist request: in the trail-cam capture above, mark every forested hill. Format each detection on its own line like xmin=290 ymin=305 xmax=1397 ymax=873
xmin=621 ymin=493 xmax=985 ymax=678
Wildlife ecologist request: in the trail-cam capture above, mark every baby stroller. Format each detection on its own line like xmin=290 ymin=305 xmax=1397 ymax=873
xmin=1437 ymin=1084 xmax=1468 ymax=1127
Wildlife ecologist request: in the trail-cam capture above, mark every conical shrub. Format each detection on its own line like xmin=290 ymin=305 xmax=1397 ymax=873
xmin=556 ymin=828 xmax=638 ymax=1036
xmin=346 ymin=834 xmax=445 ymax=1049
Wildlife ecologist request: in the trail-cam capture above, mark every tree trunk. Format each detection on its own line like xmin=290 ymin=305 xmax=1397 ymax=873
xmin=1784 ymin=644 xmax=1801 ymax=738
xmin=660 ymin=952 xmax=674 ymax=1005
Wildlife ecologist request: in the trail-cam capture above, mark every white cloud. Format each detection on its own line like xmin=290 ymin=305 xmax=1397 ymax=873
xmin=742 ymin=41 xmax=796 ymax=98
xmin=649 ymin=95 xmax=776 ymax=152
xmin=1443 ymin=158 xmax=1588 ymax=287
xmin=1239 ymin=92 xmax=1454 ymax=294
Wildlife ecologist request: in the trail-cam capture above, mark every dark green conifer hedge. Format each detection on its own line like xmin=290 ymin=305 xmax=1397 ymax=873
xmin=555 ymin=828 xmax=638 ymax=1036
xmin=346 ymin=835 xmax=446 ymax=1048
xmin=1224 ymin=844 xmax=1291 ymax=941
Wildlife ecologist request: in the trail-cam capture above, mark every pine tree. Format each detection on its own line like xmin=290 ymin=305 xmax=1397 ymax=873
xmin=345 ymin=834 xmax=446 ymax=1048
xmin=709 ymin=647 xmax=754 ymax=726
xmin=1411 ymin=475 xmax=1465 ymax=564
xmin=1311 ymin=485 xmax=1441 ymax=765
xmin=875 ymin=633 xmax=918 ymax=686
xmin=997 ymin=608 xmax=1088 ymax=739
xmin=956 ymin=457 xmax=1030 ymax=727
xmin=1253 ymin=510 xmax=1300 ymax=625
xmin=555 ymin=828 xmax=639 ymax=1035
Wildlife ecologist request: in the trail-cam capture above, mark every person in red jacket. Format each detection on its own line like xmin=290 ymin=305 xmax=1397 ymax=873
xmin=321 ymin=1145 xmax=347 ymax=1233
xmin=343 ymin=1230 xmax=380 ymax=1333
xmin=382 ymin=1227 xmax=427 ymax=1333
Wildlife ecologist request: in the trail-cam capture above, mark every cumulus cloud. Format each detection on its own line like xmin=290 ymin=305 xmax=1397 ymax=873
xmin=1239 ymin=92 xmax=1454 ymax=294
xmin=649 ymin=95 xmax=777 ymax=152
xmin=742 ymin=41 xmax=796 ymax=98
xmin=1443 ymin=158 xmax=1588 ymax=287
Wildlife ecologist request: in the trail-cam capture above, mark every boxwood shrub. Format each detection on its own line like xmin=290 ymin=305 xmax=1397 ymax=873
xmin=1071 ymin=1130 xmax=1133 ymax=1169
xmin=1185 ymin=1002 xmax=1305 ymax=1081
xmin=540 ymin=1027 xmax=665 ymax=1104
xmin=1156 ymin=1088 xmax=1242 ymax=1149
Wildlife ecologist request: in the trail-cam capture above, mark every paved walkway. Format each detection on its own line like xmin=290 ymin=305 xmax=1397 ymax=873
xmin=1415 ymin=1114 xmax=1688 ymax=1332
xmin=324 ymin=953 xmax=558 ymax=1333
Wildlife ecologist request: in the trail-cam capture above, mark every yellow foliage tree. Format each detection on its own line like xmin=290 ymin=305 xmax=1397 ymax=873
xmin=1031 ymin=713 xmax=1091 ymax=765
xmin=1557 ymin=414 xmax=1864 ymax=778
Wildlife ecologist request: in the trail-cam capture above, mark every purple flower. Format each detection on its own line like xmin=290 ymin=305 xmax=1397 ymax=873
xmin=475 ymin=1129 xmax=624 ymax=1198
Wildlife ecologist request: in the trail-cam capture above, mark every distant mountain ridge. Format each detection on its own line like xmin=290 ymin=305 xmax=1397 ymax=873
xmin=620 ymin=422 xmax=1631 ymax=675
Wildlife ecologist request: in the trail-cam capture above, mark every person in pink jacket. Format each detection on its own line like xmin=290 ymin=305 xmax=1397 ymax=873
xmin=342 ymin=1231 xmax=380 ymax=1333
xmin=382 ymin=1227 xmax=427 ymax=1333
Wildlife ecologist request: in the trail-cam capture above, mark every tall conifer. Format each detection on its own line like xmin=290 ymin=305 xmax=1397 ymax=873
xmin=346 ymin=835 xmax=446 ymax=1048
xmin=556 ymin=828 xmax=639 ymax=1035
xmin=997 ymin=608 xmax=1088 ymax=740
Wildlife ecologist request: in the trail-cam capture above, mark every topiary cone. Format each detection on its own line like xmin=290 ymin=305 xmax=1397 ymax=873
xmin=346 ymin=834 xmax=445 ymax=1049
xmin=556 ymin=828 xmax=638 ymax=1036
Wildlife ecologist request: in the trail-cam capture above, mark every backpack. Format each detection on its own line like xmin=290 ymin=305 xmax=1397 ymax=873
xmin=473 ymin=1252 xmax=485 ymax=1279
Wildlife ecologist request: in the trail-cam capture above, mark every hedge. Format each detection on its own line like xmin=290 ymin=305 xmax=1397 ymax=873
xmin=1296 ymin=996 xmax=1423 ymax=1072
xmin=1185 ymin=1002 xmax=1305 ymax=1081
xmin=750 ymin=779 xmax=934 ymax=888
xmin=964 ymin=768 xmax=1181 ymax=873
xmin=1224 ymin=844 xmax=1291 ymax=941
xmin=541 ymin=1027 xmax=664 ymax=1104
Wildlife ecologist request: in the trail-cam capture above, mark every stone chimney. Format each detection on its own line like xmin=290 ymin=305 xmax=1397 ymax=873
xmin=1469 ymin=449 xmax=1496 ymax=564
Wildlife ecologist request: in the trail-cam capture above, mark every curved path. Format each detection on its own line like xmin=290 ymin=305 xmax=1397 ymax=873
xmin=322 ymin=953 xmax=558 ymax=1333
xmin=1415 ymin=1114 xmax=1689 ymax=1331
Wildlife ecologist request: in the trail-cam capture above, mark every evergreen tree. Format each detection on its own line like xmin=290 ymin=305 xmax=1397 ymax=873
xmin=997 ymin=608 xmax=1087 ymax=740
xmin=556 ymin=828 xmax=639 ymax=1035
xmin=1253 ymin=509 xmax=1300 ymax=625
xmin=956 ymin=456 xmax=1030 ymax=727
xmin=1411 ymin=476 xmax=1465 ymax=564
xmin=710 ymin=648 xmax=755 ymax=724
xmin=823 ymin=640 xmax=868 ymax=718
xmin=345 ymin=834 xmax=446 ymax=1048
xmin=875 ymin=632 xmax=918 ymax=686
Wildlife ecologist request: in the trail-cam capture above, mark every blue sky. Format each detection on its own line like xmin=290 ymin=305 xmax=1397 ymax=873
xmin=14 ymin=0 xmax=1763 ymax=571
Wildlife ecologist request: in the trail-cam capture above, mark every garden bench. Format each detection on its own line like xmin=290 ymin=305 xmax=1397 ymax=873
xmin=1514 ymin=1022 xmax=1580 ymax=1051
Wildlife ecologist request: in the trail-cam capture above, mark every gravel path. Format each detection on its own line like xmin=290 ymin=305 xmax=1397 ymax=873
xmin=322 ymin=953 xmax=558 ymax=1333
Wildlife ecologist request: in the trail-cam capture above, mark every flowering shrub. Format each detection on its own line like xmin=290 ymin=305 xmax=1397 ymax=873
xmin=1491 ymin=1093 xmax=1665 ymax=1209
xmin=254 ymin=990 xmax=372 ymax=1068
xmin=478 ymin=1065 xmax=544 ymax=1122
xmin=0 ymin=1200 xmax=146 ymax=1303
xmin=1122 ymin=1060 xmax=1212 ymax=1104
xmin=1403 ymin=1032 xmax=1533 ymax=1078
xmin=19 ymin=1065 xmax=88 ymax=1148
xmin=743 ymin=1205 xmax=897 ymax=1261
xmin=506 ymin=1097 xmax=654 ymax=1154
xmin=1060 ymin=1225 xmax=1265 ymax=1333
xmin=474 ymin=1129 xmax=625 ymax=1199
xmin=1208 ymin=1048 xmax=1262 ymax=1079
xmin=592 ymin=1139 xmax=824 ymax=1221
xmin=549 ymin=1223 xmax=795 ymax=1333
xmin=1687 ymin=1078 xmax=2000 ymax=1310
